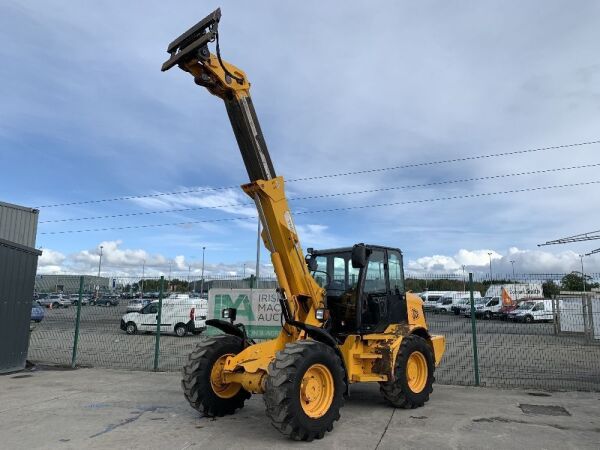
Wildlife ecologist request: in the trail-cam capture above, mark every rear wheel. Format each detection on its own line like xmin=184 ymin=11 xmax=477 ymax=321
xmin=380 ymin=334 xmax=435 ymax=409
xmin=264 ymin=340 xmax=345 ymax=441
xmin=182 ymin=335 xmax=250 ymax=417
xmin=524 ymin=315 xmax=533 ymax=324
xmin=175 ymin=324 xmax=187 ymax=337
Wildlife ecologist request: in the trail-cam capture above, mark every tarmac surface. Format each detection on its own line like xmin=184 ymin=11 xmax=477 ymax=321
xmin=1 ymin=367 xmax=599 ymax=450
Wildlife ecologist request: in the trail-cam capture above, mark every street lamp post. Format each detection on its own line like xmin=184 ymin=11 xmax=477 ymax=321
xmin=96 ymin=245 xmax=103 ymax=299
xmin=200 ymin=247 xmax=206 ymax=297
xmin=579 ymin=254 xmax=586 ymax=293
xmin=141 ymin=260 xmax=145 ymax=299
xmin=510 ymin=260 xmax=516 ymax=298
xmin=487 ymin=252 xmax=493 ymax=282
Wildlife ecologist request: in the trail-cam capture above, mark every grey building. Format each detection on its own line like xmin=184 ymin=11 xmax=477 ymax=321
xmin=35 ymin=274 xmax=111 ymax=294
xmin=0 ymin=201 xmax=40 ymax=373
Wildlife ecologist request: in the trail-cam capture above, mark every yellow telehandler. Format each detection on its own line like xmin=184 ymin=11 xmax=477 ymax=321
xmin=161 ymin=8 xmax=445 ymax=441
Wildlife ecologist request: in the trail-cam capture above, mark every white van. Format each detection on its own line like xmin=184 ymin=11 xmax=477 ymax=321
xmin=507 ymin=299 xmax=553 ymax=323
xmin=419 ymin=291 xmax=450 ymax=311
xmin=463 ymin=296 xmax=502 ymax=319
xmin=120 ymin=295 xmax=207 ymax=337
xmin=434 ymin=292 xmax=481 ymax=314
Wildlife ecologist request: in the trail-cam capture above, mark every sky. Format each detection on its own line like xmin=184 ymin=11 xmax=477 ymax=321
xmin=1 ymin=0 xmax=600 ymax=278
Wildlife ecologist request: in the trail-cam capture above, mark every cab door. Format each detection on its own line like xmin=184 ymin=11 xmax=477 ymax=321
xmin=139 ymin=303 xmax=158 ymax=331
xmin=360 ymin=249 xmax=389 ymax=333
xmin=386 ymin=250 xmax=407 ymax=324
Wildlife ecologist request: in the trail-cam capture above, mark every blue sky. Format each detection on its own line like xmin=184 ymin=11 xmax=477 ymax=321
xmin=2 ymin=1 xmax=600 ymax=276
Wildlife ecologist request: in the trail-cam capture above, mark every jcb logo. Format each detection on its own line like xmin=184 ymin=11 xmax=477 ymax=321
xmin=411 ymin=308 xmax=419 ymax=320
xmin=214 ymin=294 xmax=255 ymax=321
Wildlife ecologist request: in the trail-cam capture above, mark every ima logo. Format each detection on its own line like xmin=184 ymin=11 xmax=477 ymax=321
xmin=411 ymin=308 xmax=419 ymax=320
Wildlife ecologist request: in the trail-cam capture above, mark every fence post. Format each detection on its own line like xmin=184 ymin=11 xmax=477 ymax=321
xmin=153 ymin=276 xmax=165 ymax=371
xmin=468 ymin=273 xmax=480 ymax=386
xmin=71 ymin=276 xmax=84 ymax=368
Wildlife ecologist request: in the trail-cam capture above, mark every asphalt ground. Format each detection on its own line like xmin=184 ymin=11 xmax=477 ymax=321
xmin=1 ymin=367 xmax=599 ymax=450
xmin=27 ymin=304 xmax=600 ymax=391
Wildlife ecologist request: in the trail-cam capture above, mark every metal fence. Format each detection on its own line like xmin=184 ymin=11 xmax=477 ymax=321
xmin=27 ymin=272 xmax=600 ymax=392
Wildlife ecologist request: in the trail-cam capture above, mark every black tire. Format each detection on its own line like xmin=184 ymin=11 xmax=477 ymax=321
xmin=380 ymin=334 xmax=435 ymax=409
xmin=263 ymin=340 xmax=345 ymax=442
xmin=125 ymin=322 xmax=137 ymax=335
xmin=524 ymin=315 xmax=533 ymax=324
xmin=174 ymin=323 xmax=187 ymax=337
xmin=182 ymin=335 xmax=251 ymax=417
xmin=484 ymin=311 xmax=491 ymax=320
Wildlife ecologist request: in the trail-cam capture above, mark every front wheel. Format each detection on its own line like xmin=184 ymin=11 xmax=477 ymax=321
xmin=264 ymin=340 xmax=345 ymax=441
xmin=380 ymin=334 xmax=435 ymax=409
xmin=524 ymin=315 xmax=533 ymax=324
xmin=182 ymin=335 xmax=251 ymax=417
xmin=125 ymin=322 xmax=137 ymax=335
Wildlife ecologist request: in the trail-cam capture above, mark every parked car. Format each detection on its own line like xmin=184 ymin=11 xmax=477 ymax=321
xmin=126 ymin=299 xmax=151 ymax=312
xmin=31 ymin=300 xmax=45 ymax=322
xmin=120 ymin=297 xmax=207 ymax=337
xmin=70 ymin=295 xmax=90 ymax=306
xmin=507 ymin=299 xmax=553 ymax=323
xmin=37 ymin=294 xmax=71 ymax=308
xmin=91 ymin=295 xmax=120 ymax=307
xmin=492 ymin=303 xmax=520 ymax=321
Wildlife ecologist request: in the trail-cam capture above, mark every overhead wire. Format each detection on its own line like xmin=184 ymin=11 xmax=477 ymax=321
xmin=39 ymin=179 xmax=600 ymax=235
xmin=38 ymin=162 xmax=600 ymax=224
xmin=34 ymin=139 xmax=600 ymax=208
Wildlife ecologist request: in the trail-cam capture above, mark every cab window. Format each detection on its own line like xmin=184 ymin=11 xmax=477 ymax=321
xmin=387 ymin=251 xmax=404 ymax=294
xmin=364 ymin=250 xmax=386 ymax=294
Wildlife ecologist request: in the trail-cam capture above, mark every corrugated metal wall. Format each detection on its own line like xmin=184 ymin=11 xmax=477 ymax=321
xmin=0 ymin=201 xmax=39 ymax=248
xmin=0 ymin=239 xmax=41 ymax=373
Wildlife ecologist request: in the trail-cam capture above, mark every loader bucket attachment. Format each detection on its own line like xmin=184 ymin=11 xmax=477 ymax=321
xmin=161 ymin=8 xmax=221 ymax=72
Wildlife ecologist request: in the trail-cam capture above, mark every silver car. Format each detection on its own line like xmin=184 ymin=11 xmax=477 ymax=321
xmin=38 ymin=294 xmax=71 ymax=308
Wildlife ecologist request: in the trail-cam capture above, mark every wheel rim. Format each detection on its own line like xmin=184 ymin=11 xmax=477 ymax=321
xmin=176 ymin=327 xmax=185 ymax=336
xmin=127 ymin=324 xmax=135 ymax=334
xmin=210 ymin=354 xmax=241 ymax=399
xmin=300 ymin=363 xmax=334 ymax=419
xmin=406 ymin=351 xmax=428 ymax=393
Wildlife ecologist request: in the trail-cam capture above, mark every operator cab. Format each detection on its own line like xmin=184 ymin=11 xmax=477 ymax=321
xmin=306 ymin=244 xmax=407 ymax=338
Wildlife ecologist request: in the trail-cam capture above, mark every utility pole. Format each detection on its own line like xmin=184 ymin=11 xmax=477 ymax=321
xmin=580 ymin=254 xmax=586 ymax=293
xmin=487 ymin=252 xmax=493 ymax=282
xmin=168 ymin=261 xmax=172 ymax=292
xmin=96 ymin=245 xmax=103 ymax=299
xmin=141 ymin=260 xmax=145 ymax=299
xmin=255 ymin=219 xmax=261 ymax=289
xmin=142 ymin=260 xmax=146 ymax=297
xmin=510 ymin=260 xmax=516 ymax=299
xmin=200 ymin=246 xmax=206 ymax=297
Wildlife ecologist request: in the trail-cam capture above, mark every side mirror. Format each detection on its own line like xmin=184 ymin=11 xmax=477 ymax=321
xmin=351 ymin=244 xmax=368 ymax=269
xmin=306 ymin=255 xmax=318 ymax=272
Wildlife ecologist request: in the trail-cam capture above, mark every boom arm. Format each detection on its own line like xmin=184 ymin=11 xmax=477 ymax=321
xmin=162 ymin=8 xmax=324 ymax=329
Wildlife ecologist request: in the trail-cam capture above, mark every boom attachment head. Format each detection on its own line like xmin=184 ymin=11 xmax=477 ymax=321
xmin=161 ymin=8 xmax=249 ymax=100
xmin=161 ymin=8 xmax=221 ymax=72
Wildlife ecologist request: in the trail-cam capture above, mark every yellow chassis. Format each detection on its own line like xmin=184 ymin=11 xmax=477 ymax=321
xmin=223 ymin=294 xmax=445 ymax=394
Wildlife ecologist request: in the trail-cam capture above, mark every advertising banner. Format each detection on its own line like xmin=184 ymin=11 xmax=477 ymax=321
xmin=206 ymin=288 xmax=281 ymax=339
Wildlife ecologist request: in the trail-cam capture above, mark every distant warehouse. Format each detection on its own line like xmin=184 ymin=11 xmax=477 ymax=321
xmin=35 ymin=274 xmax=110 ymax=294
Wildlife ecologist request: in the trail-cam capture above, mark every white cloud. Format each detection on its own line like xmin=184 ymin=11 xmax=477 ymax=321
xmin=407 ymin=247 xmax=600 ymax=275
